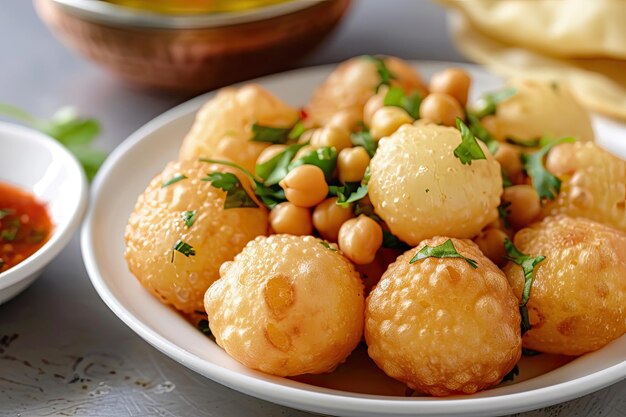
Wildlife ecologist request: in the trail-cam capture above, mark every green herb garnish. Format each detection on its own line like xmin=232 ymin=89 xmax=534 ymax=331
xmin=504 ymin=238 xmax=545 ymax=334
xmin=161 ymin=174 xmax=188 ymax=188
xmin=1 ymin=218 xmax=21 ymax=242
xmin=320 ymin=241 xmax=337 ymax=251
xmin=250 ymin=123 xmax=292 ymax=144
xmin=409 ymin=239 xmax=478 ymax=269
xmin=365 ymin=55 xmax=396 ymax=91
xmin=203 ymin=172 xmax=259 ymax=209
xmin=505 ymin=137 xmax=541 ymax=148
xmin=181 ymin=210 xmax=197 ymax=228
xmin=256 ymin=143 xmax=307 ymax=186
xmin=0 ymin=105 xmax=106 ymax=181
xmin=454 ymin=118 xmax=487 ymax=165
xmin=383 ymin=86 xmax=422 ymax=119
xmin=350 ymin=130 xmax=377 ymax=157
xmin=522 ymin=137 xmax=575 ymax=201
xmin=288 ymin=146 xmax=337 ymax=181
xmin=330 ymin=183 xmax=368 ymax=208
xmin=473 ymin=87 xmax=516 ymax=119
xmin=27 ymin=230 xmax=47 ymax=244
xmin=467 ymin=113 xmax=498 ymax=154
xmin=171 ymin=239 xmax=195 ymax=262
xmin=0 ymin=209 xmax=14 ymax=219
xmin=288 ymin=121 xmax=306 ymax=140
xmin=501 ymin=170 xmax=513 ymax=188
xmin=498 ymin=201 xmax=512 ymax=229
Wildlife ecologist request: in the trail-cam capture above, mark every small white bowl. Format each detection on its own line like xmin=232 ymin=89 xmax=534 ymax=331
xmin=0 ymin=122 xmax=88 ymax=304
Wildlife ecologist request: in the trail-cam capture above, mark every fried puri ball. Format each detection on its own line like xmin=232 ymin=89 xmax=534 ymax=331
xmin=366 ymin=237 xmax=521 ymax=396
xmin=205 ymin=235 xmax=365 ymax=376
xmin=368 ymin=124 xmax=502 ymax=246
xmin=124 ymin=159 xmax=268 ymax=314
xmin=306 ymin=56 xmax=427 ymax=126
xmin=543 ymin=142 xmax=626 ymax=232
xmin=179 ymin=84 xmax=299 ymax=172
xmin=503 ymin=216 xmax=626 ymax=356
xmin=487 ymin=79 xmax=594 ymax=142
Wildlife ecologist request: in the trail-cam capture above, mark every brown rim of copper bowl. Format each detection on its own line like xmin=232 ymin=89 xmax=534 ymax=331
xmin=49 ymin=0 xmax=325 ymax=29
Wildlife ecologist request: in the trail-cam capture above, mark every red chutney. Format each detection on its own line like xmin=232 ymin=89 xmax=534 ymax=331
xmin=0 ymin=182 xmax=53 ymax=273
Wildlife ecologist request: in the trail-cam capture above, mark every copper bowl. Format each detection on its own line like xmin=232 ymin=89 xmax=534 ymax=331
xmin=35 ymin=0 xmax=351 ymax=94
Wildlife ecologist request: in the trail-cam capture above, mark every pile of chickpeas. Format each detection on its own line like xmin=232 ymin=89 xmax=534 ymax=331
xmin=253 ymin=66 xmax=546 ymax=269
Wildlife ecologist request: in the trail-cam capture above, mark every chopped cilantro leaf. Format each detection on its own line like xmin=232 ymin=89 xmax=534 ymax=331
xmin=0 ymin=209 xmax=14 ymax=219
xmin=162 ymin=174 xmax=187 ymax=188
xmin=288 ymin=121 xmax=306 ymax=140
xmin=382 ymin=230 xmax=410 ymax=250
xmin=364 ymin=55 xmax=396 ymax=91
xmin=171 ymin=239 xmax=195 ymax=262
xmin=330 ymin=183 xmax=368 ymax=208
xmin=203 ymin=172 xmax=259 ymax=209
xmin=256 ymin=143 xmax=306 ymax=186
xmin=320 ymin=241 xmax=337 ymax=251
xmin=410 ymin=239 xmax=478 ymax=269
xmin=506 ymin=137 xmax=541 ymax=148
xmin=181 ymin=210 xmax=197 ymax=228
xmin=473 ymin=87 xmax=516 ymax=119
xmin=250 ymin=123 xmax=292 ymax=144
xmin=498 ymin=201 xmax=512 ymax=229
xmin=288 ymin=146 xmax=337 ymax=181
xmin=1 ymin=218 xmax=21 ymax=242
xmin=383 ymin=86 xmax=422 ymax=119
xmin=504 ymin=238 xmax=546 ymax=334
xmin=467 ymin=113 xmax=499 ymax=154
xmin=454 ymin=118 xmax=487 ymax=165
xmin=350 ymin=130 xmax=377 ymax=157
xmin=522 ymin=137 xmax=576 ymax=201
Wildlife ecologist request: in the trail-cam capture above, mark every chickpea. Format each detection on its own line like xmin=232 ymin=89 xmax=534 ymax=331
xmin=494 ymin=143 xmax=523 ymax=184
xmin=279 ymin=165 xmax=329 ymax=208
xmin=313 ymin=197 xmax=354 ymax=241
xmin=429 ymin=68 xmax=471 ymax=106
xmin=338 ymin=215 xmax=383 ymax=265
xmin=474 ymin=228 xmax=508 ymax=266
xmin=338 ymin=147 xmax=370 ymax=184
xmin=298 ymin=128 xmax=316 ymax=144
xmin=328 ymin=109 xmax=360 ymax=132
xmin=269 ymin=202 xmax=313 ymax=236
xmin=370 ymin=107 xmax=413 ymax=140
xmin=419 ymin=93 xmax=464 ymax=127
xmin=480 ymin=115 xmax=501 ymax=140
xmin=256 ymin=144 xmax=287 ymax=165
xmin=363 ymin=92 xmax=386 ymax=127
xmin=502 ymin=185 xmax=541 ymax=229
xmin=310 ymin=126 xmax=353 ymax=152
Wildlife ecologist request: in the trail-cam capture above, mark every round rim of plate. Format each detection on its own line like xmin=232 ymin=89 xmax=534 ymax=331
xmin=80 ymin=61 xmax=626 ymax=417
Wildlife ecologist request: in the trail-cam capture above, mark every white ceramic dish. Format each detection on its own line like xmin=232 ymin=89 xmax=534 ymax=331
xmin=80 ymin=62 xmax=626 ymax=417
xmin=0 ymin=122 xmax=87 ymax=304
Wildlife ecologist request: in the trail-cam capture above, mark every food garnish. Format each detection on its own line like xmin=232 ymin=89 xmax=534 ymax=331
xmin=202 ymin=172 xmax=259 ymax=209
xmin=181 ymin=210 xmax=197 ymax=228
xmin=504 ymin=238 xmax=545 ymax=334
xmin=350 ymin=129 xmax=377 ymax=157
xmin=409 ymin=238 xmax=478 ymax=269
xmin=171 ymin=239 xmax=196 ymax=262
xmin=454 ymin=118 xmax=487 ymax=165
xmin=522 ymin=137 xmax=575 ymax=201
xmin=161 ymin=174 xmax=188 ymax=188
xmin=383 ymin=86 xmax=422 ymax=119
xmin=472 ymin=87 xmax=516 ymax=119
xmin=288 ymin=146 xmax=337 ymax=181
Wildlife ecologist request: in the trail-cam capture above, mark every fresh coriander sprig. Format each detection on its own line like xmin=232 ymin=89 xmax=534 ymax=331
xmin=472 ymin=87 xmax=516 ymax=119
xmin=522 ymin=137 xmax=576 ymax=201
xmin=320 ymin=241 xmax=337 ymax=251
xmin=202 ymin=172 xmax=259 ymax=209
xmin=467 ymin=113 xmax=499 ymax=154
xmin=350 ymin=129 xmax=377 ymax=157
xmin=364 ymin=55 xmax=396 ymax=91
xmin=288 ymin=147 xmax=337 ymax=181
xmin=504 ymin=238 xmax=545 ymax=334
xmin=250 ymin=120 xmax=307 ymax=144
xmin=383 ymin=86 xmax=422 ymax=119
xmin=409 ymin=239 xmax=478 ymax=269
xmin=0 ymin=104 xmax=106 ymax=181
xmin=454 ymin=118 xmax=487 ymax=165
xmin=329 ymin=183 xmax=368 ymax=208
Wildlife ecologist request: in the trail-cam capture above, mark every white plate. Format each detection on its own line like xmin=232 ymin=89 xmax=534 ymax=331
xmin=0 ymin=122 xmax=87 ymax=304
xmin=80 ymin=62 xmax=626 ymax=417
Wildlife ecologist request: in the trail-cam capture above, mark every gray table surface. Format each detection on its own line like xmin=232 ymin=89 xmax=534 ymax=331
xmin=0 ymin=1 xmax=624 ymax=416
